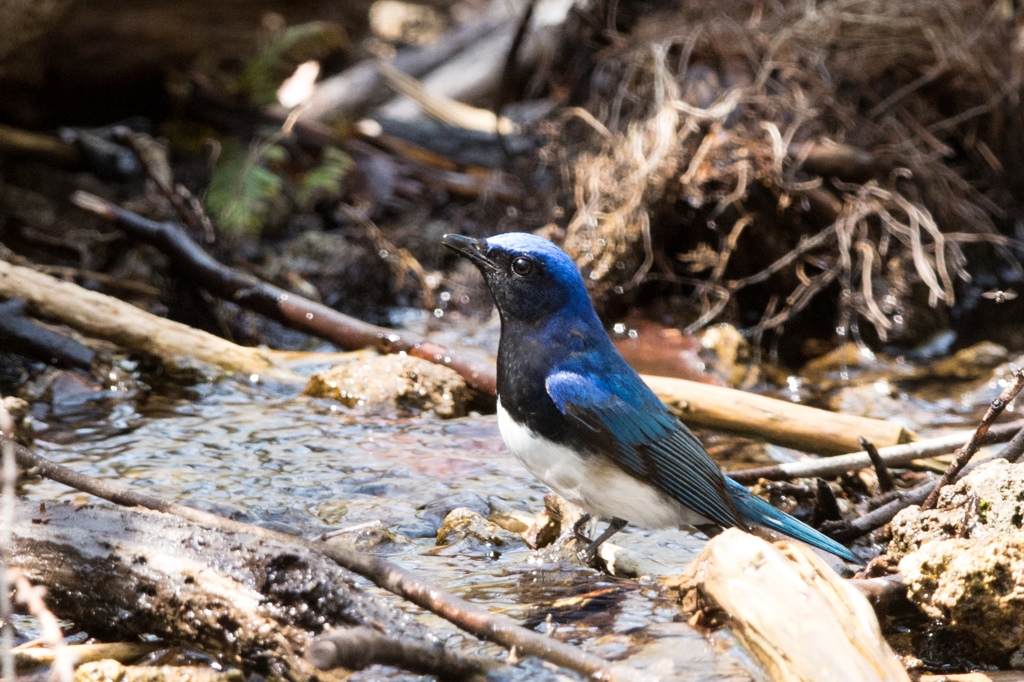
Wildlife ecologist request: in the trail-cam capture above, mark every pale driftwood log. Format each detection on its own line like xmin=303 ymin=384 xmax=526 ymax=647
xmin=669 ymin=529 xmax=910 ymax=682
xmin=374 ymin=60 xmax=515 ymax=133
xmin=643 ymin=374 xmax=910 ymax=455
xmin=9 ymin=500 xmax=434 ymax=681
xmin=375 ymin=0 xmax=566 ymax=123
xmin=298 ymin=17 xmax=507 ymax=124
xmin=0 ymin=260 xmax=299 ymax=382
xmin=376 ymin=25 xmax=516 ymax=121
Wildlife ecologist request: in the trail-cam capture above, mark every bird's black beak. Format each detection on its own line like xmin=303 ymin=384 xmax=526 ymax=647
xmin=441 ymin=234 xmax=499 ymax=272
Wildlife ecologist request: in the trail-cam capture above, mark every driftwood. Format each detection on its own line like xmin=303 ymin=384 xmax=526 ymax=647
xmin=9 ymin=499 xmax=436 ymax=681
xmin=3 ymin=436 xmax=651 ymax=682
xmin=0 ymin=259 xmax=296 ymax=382
xmin=298 ymin=17 xmax=507 ymax=124
xmin=669 ymin=530 xmax=910 ymax=682
xmin=644 ymin=374 xmax=910 ymax=455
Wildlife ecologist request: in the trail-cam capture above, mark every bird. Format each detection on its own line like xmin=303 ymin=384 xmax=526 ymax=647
xmin=441 ymin=231 xmax=858 ymax=563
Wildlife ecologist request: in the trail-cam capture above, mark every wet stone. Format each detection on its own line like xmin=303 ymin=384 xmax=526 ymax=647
xmin=435 ymin=507 xmax=521 ymax=551
xmin=304 ymin=353 xmax=470 ymax=418
xmin=891 ymin=460 xmax=1024 ymax=664
xmin=323 ymin=520 xmax=412 ymax=555
xmin=900 ymin=535 xmax=1024 ymax=664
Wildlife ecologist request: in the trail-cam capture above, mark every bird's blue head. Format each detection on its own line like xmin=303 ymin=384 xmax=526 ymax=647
xmin=441 ymin=232 xmax=598 ymax=326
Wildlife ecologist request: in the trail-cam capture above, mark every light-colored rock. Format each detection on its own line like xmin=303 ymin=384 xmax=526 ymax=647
xmin=900 ymin=534 xmax=1024 ymax=664
xmin=889 ymin=459 xmax=1024 ymax=560
xmin=435 ymin=507 xmax=521 ymax=549
xmin=305 ymin=353 xmax=470 ymax=418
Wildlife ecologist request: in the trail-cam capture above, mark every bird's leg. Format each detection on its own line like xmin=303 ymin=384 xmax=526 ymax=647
xmin=578 ymin=517 xmax=628 ymax=564
xmin=571 ymin=512 xmax=593 ymax=544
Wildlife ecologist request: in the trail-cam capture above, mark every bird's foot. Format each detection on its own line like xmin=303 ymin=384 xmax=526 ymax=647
xmin=571 ymin=512 xmax=592 ymax=545
xmin=575 ymin=517 xmax=628 ymax=565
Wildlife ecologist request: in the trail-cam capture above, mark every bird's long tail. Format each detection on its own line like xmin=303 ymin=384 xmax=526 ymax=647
xmin=725 ymin=478 xmax=859 ymax=563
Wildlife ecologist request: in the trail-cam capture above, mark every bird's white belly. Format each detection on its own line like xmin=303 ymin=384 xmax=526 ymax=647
xmin=496 ymin=400 xmax=711 ymax=528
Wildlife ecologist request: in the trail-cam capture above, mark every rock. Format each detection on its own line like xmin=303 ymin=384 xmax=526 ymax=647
xmin=305 ymin=353 xmax=470 ymax=418
xmin=929 ymin=341 xmax=1009 ymax=380
xmin=434 ymin=507 xmax=521 ymax=554
xmin=899 ymin=535 xmax=1024 ymax=664
xmin=697 ymin=323 xmax=752 ymax=387
xmin=1 ymin=395 xmax=32 ymax=445
xmin=323 ymin=520 xmax=412 ymax=555
xmin=889 ymin=459 xmax=1024 ymax=561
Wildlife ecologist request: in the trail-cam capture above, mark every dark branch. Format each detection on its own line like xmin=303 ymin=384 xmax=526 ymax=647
xmin=70 ymin=191 xmax=497 ymax=394
xmin=308 ymin=627 xmax=495 ymax=680
xmin=859 ymin=436 xmax=895 ymax=493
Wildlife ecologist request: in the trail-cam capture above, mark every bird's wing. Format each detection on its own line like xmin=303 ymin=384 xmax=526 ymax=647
xmin=545 ymin=370 xmax=745 ymax=529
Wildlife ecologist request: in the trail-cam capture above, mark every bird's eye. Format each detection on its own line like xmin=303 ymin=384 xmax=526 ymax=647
xmin=511 ymin=256 xmax=534 ymax=277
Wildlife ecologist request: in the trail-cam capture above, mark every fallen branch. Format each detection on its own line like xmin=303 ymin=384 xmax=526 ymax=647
xmin=2 ymin=436 xmax=650 ymax=682
xmin=298 ymin=17 xmax=507 ymax=124
xmin=0 ymin=298 xmax=95 ymax=370
xmin=0 ymin=123 xmax=80 ymax=166
xmin=10 ymin=499 xmax=434 ymax=681
xmin=860 ymin=436 xmax=895 ymax=493
xmin=0 ymin=259 xmax=296 ymax=382
xmin=72 ymin=191 xmax=496 ymax=393
xmin=308 ymin=626 xmax=495 ymax=678
xmin=922 ymin=366 xmax=1024 ymax=509
xmin=728 ymin=420 xmax=1024 ymax=484
xmin=644 ymin=374 xmax=910 ymax=454
xmin=821 ymin=423 xmax=1024 ymax=542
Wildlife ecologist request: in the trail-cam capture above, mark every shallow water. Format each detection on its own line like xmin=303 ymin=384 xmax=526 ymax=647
xmin=18 ymin=325 xmax=1021 ymax=679
xmin=21 ymin=376 xmax=765 ymax=681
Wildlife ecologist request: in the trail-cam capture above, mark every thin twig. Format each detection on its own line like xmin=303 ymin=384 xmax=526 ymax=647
xmin=728 ymin=420 xmax=1024 ymax=484
xmin=71 ymin=191 xmax=497 ymax=394
xmin=922 ymin=367 xmax=1024 ymax=510
xmin=859 ymin=436 xmax=895 ymax=493
xmin=822 ymin=422 xmax=1024 ymax=542
xmin=1 ymin=436 xmax=649 ymax=682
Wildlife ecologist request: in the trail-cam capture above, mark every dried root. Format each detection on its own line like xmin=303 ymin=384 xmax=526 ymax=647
xmin=549 ymin=0 xmax=1024 ymax=344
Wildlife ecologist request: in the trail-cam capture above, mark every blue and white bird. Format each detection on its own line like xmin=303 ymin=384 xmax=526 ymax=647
xmin=441 ymin=231 xmax=857 ymax=563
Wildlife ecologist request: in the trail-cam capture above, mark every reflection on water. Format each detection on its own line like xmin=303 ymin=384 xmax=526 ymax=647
xmin=22 ymin=378 xmax=764 ymax=681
